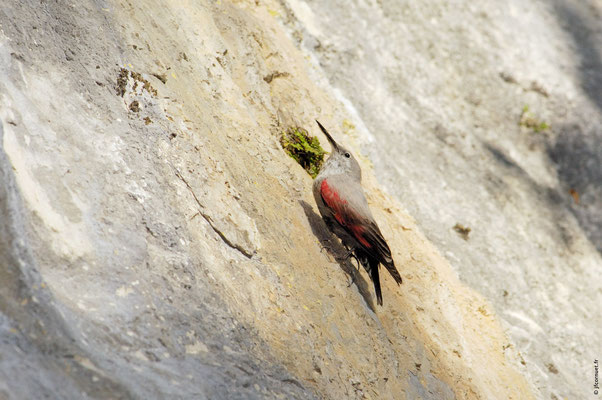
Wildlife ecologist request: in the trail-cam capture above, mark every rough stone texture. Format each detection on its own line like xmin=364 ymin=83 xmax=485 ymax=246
xmin=0 ymin=1 xmax=598 ymax=400
xmin=284 ymin=0 xmax=602 ymax=399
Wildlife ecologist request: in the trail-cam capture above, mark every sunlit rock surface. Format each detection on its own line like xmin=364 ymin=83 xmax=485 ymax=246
xmin=0 ymin=1 xmax=600 ymax=399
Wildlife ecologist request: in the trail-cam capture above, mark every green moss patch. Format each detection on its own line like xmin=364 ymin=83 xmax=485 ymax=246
xmin=281 ymin=127 xmax=327 ymax=178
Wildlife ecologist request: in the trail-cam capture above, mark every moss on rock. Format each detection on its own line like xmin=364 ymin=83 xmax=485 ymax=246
xmin=281 ymin=127 xmax=327 ymax=178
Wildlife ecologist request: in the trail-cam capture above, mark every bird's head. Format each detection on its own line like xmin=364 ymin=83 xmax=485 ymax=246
xmin=316 ymin=120 xmax=362 ymax=180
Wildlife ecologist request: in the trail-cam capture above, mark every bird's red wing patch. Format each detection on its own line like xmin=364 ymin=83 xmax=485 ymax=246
xmin=349 ymin=224 xmax=372 ymax=248
xmin=320 ymin=179 xmax=346 ymax=226
xmin=320 ymin=179 xmax=372 ymax=248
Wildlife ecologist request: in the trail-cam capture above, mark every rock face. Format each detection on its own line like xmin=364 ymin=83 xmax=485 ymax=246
xmin=0 ymin=1 xmax=599 ymax=399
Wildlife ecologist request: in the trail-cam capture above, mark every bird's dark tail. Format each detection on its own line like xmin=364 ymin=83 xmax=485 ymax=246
xmin=369 ymin=257 xmax=383 ymax=306
xmin=356 ymin=249 xmax=383 ymax=306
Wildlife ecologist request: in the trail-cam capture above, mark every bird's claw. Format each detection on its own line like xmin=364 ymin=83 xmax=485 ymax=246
xmin=346 ymin=271 xmax=357 ymax=287
xmin=335 ymin=248 xmax=355 ymax=263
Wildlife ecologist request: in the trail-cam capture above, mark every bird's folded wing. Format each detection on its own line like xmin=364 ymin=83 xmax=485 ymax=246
xmin=363 ymin=223 xmax=402 ymax=284
xmin=320 ymin=176 xmax=402 ymax=284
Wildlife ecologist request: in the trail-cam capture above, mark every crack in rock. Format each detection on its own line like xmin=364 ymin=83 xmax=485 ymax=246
xmin=174 ymin=169 xmax=254 ymax=259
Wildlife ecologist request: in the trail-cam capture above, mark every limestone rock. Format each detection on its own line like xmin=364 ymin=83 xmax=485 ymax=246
xmin=0 ymin=1 xmax=600 ymax=399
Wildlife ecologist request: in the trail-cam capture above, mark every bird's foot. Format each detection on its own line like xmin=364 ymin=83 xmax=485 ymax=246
xmin=320 ymin=243 xmax=356 ymax=264
xmin=334 ymin=248 xmax=355 ymax=263
xmin=319 ymin=239 xmax=337 ymax=254
xmin=346 ymin=271 xmax=357 ymax=287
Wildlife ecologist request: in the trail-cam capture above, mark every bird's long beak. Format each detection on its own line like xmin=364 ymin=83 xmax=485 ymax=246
xmin=315 ymin=120 xmax=339 ymax=151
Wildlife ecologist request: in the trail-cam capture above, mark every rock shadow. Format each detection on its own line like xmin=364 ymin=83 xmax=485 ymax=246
xmin=545 ymin=1 xmax=602 ymax=253
xmin=550 ymin=0 xmax=602 ymax=113
xmin=299 ymin=200 xmax=377 ymax=312
xmin=483 ymin=139 xmax=601 ymax=255
xmin=547 ymin=122 xmax=602 ymax=253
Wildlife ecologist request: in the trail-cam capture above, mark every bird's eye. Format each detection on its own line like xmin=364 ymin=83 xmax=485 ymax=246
xmin=344 ymin=152 xmax=350 ymax=158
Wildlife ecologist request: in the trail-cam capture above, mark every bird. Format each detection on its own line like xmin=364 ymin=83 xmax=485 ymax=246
xmin=312 ymin=120 xmax=402 ymax=305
